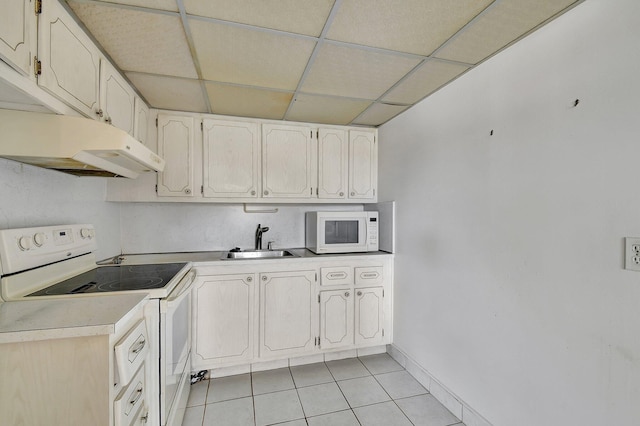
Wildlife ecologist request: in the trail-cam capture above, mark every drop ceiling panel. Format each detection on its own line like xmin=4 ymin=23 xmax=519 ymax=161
xmin=301 ymin=43 xmax=421 ymax=100
xmin=126 ymin=73 xmax=208 ymax=112
xmin=435 ymin=0 xmax=579 ymax=64
xmin=86 ymin=0 xmax=178 ymax=11
xmin=183 ymin=0 xmax=334 ymax=36
xmin=383 ymin=60 xmax=470 ymax=104
xmin=68 ymin=2 xmax=197 ymax=78
xmin=190 ymin=19 xmax=316 ymax=90
xmin=286 ymin=94 xmax=371 ymax=125
xmin=326 ymin=0 xmax=493 ymax=55
xmin=352 ymin=103 xmax=409 ymax=126
xmin=205 ymin=83 xmax=293 ymax=120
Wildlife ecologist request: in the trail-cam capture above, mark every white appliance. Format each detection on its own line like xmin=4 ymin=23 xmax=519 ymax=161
xmin=0 ymin=109 xmax=165 ymax=178
xmin=0 ymin=224 xmax=192 ymax=426
xmin=306 ymin=211 xmax=379 ymax=254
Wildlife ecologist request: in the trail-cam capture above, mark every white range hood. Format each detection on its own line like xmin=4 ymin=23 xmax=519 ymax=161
xmin=0 ymin=109 xmax=165 ymax=178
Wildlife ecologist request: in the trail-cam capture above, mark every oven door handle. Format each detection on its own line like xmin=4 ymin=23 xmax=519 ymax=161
xmin=167 ymin=271 xmax=195 ymax=302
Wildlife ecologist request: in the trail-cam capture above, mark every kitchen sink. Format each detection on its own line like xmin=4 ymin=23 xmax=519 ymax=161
xmin=223 ymin=250 xmax=297 ymax=260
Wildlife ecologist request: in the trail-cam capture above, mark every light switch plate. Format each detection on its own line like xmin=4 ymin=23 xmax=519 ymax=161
xmin=624 ymin=237 xmax=640 ymax=271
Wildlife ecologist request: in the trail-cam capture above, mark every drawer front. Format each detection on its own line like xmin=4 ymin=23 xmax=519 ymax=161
xmin=354 ymin=266 xmax=383 ymax=286
xmin=320 ymin=266 xmax=353 ymax=286
xmin=114 ymin=366 xmax=145 ymax=426
xmin=115 ymin=320 xmax=149 ymax=386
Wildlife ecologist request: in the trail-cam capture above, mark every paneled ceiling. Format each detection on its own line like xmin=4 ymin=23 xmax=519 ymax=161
xmin=65 ymin=0 xmax=583 ymax=126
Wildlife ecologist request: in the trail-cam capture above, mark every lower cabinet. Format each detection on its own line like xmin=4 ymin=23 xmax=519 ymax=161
xmin=190 ymin=256 xmax=392 ymax=371
xmin=260 ymin=270 xmax=318 ymax=357
xmin=192 ymin=273 xmax=256 ymax=369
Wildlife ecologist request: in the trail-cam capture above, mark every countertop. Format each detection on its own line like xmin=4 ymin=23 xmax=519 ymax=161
xmin=0 ymin=293 xmax=147 ymax=344
xmin=103 ymin=248 xmax=393 ymax=265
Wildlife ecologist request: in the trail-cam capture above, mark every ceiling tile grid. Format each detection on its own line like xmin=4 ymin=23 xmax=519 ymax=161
xmin=65 ymin=0 xmax=584 ymax=126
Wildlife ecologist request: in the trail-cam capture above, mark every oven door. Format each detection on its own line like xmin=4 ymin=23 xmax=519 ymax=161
xmin=160 ymin=271 xmax=195 ymax=426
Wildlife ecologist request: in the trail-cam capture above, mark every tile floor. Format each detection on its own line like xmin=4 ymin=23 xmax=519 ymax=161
xmin=182 ymin=353 xmax=466 ymax=426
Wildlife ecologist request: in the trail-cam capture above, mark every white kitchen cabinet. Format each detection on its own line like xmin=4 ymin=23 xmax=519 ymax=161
xmin=37 ymin=0 xmax=102 ymax=117
xmin=262 ymin=123 xmax=315 ymax=199
xmin=354 ymin=286 xmax=385 ymax=346
xmin=100 ymin=60 xmax=135 ymax=135
xmin=157 ymin=114 xmax=197 ymax=197
xmin=260 ymin=270 xmax=318 ymax=358
xmin=134 ymin=96 xmax=150 ymax=146
xmin=203 ymin=118 xmax=260 ymax=198
xmin=191 ymin=273 xmax=256 ymax=369
xmin=317 ymin=128 xmax=348 ymax=199
xmin=0 ymin=0 xmax=36 ymax=77
xmin=349 ymin=130 xmax=377 ymax=200
xmin=319 ymin=288 xmax=354 ymax=350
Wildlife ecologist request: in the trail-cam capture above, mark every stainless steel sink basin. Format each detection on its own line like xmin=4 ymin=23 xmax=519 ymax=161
xmin=223 ymin=250 xmax=297 ymax=260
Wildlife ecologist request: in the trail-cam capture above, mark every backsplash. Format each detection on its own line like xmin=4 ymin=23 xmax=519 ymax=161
xmin=118 ymin=203 xmax=363 ymax=255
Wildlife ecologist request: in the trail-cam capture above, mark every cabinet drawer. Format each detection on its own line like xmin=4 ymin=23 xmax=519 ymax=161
xmin=354 ymin=267 xmax=383 ymax=286
xmin=320 ymin=267 xmax=353 ymax=286
xmin=114 ymin=366 xmax=145 ymax=426
xmin=114 ymin=320 xmax=149 ymax=386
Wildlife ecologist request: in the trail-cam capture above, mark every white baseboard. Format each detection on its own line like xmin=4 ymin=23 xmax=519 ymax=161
xmin=387 ymin=344 xmax=493 ymax=426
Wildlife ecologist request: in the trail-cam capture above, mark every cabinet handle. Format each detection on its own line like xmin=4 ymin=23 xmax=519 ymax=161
xmin=184 ymin=188 xmax=191 ymax=194
xmin=339 ymin=192 xmax=344 ymax=197
xmin=129 ymin=386 xmax=143 ymax=406
xmin=328 ymin=272 xmax=346 ymax=279
xmin=247 ymin=276 xmax=252 ymax=282
xmin=251 ymin=190 xmax=256 ymax=196
xmin=345 ymin=291 xmax=350 ymax=297
xmin=357 ymin=291 xmax=363 ymax=296
xmin=264 ymin=190 xmax=269 ymax=196
xmin=351 ymin=191 xmax=355 ymax=196
xmin=140 ymin=411 xmax=149 ymax=424
xmin=262 ymin=275 xmax=267 ymax=281
xmin=361 ymin=272 xmax=379 ymax=279
xmin=131 ymin=338 xmax=146 ymax=354
xmin=96 ymin=109 xmax=104 ymax=118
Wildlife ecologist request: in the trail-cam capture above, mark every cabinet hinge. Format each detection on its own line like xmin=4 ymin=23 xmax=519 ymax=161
xmin=382 ymin=329 xmax=385 ymax=337
xmin=316 ymin=130 xmax=319 ymax=139
xmin=315 ymin=273 xmax=318 ymax=282
xmin=201 ymin=185 xmax=204 ymax=194
xmin=35 ymin=0 xmax=42 ymax=15
xmin=317 ymin=294 xmax=320 ymax=303
xmin=310 ymin=130 xmax=312 ymax=138
xmin=310 ymin=187 xmax=313 ymax=195
xmin=200 ymin=122 xmax=203 ymax=131
xmin=373 ymin=189 xmax=376 ymax=196
xmin=155 ymin=184 xmax=158 ymax=193
xmin=34 ymin=57 xmax=41 ymax=77
xmin=155 ymin=118 xmax=158 ymax=127
xmin=382 ymin=289 xmax=385 ymax=297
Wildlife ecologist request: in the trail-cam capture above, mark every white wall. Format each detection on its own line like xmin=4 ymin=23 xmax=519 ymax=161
xmin=119 ymin=203 xmax=362 ymax=253
xmin=0 ymin=158 xmax=121 ymax=260
xmin=378 ymin=1 xmax=640 ymax=425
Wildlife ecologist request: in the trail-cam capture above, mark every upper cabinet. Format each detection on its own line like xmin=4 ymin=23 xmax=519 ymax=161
xmin=317 ymin=128 xmax=348 ymax=200
xmin=100 ymin=60 xmax=135 ymax=135
xmin=203 ymin=118 xmax=260 ymax=199
xmin=37 ymin=0 xmax=101 ymax=118
xmin=0 ymin=0 xmax=37 ymax=77
xmin=156 ymin=114 xmax=196 ymax=197
xmin=262 ymin=124 xmax=314 ymax=199
xmin=349 ymin=130 xmax=377 ymax=200
xmin=134 ymin=96 xmax=150 ymax=147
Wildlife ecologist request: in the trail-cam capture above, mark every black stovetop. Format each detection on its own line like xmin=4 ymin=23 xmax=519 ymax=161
xmin=27 ymin=263 xmax=188 ymax=296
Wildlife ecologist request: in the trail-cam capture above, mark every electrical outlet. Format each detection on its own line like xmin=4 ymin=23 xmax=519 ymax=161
xmin=624 ymin=238 xmax=640 ymax=271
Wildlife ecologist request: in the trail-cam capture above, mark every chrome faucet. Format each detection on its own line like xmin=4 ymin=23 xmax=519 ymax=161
xmin=255 ymin=224 xmax=270 ymax=250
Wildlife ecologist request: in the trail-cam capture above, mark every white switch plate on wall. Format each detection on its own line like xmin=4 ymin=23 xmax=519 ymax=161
xmin=624 ymin=237 xmax=640 ymax=271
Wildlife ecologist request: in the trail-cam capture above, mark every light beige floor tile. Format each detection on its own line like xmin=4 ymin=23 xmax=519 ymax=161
xmin=254 ymin=389 xmax=304 ymax=426
xmin=375 ymin=370 xmax=428 ymax=399
xmin=326 ymin=357 xmax=370 ymax=381
xmin=359 ymin=353 xmax=404 ymax=375
xmin=203 ymin=396 xmax=254 ymax=426
xmin=353 ymin=401 xmax=413 ymax=426
xmin=207 ymin=374 xmax=252 ymax=403
xmin=291 ymin=362 xmax=335 ymax=388
xmin=396 ymin=394 xmax=461 ymax=426
xmin=252 ymin=367 xmax=295 ymax=395
xmin=187 ymin=379 xmax=209 ymax=407
xmin=307 ymin=409 xmax=360 ymax=426
xmin=337 ymin=376 xmax=390 ymax=407
xmin=298 ymin=382 xmax=350 ymax=417
xmin=182 ymin=405 xmax=205 ymax=426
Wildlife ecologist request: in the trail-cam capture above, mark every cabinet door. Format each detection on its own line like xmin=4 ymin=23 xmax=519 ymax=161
xmin=134 ymin=96 xmax=150 ymax=147
xmin=38 ymin=0 xmax=101 ymax=117
xmin=318 ymin=128 xmax=347 ymax=199
xmin=262 ymin=124 xmax=314 ymax=198
xmin=0 ymin=0 xmax=36 ymax=76
xmin=100 ymin=60 xmax=135 ymax=135
xmin=349 ymin=130 xmax=377 ymax=200
xmin=320 ymin=289 xmax=354 ymax=350
xmin=203 ymin=119 xmax=260 ymax=198
xmin=260 ymin=270 xmax=317 ymax=357
xmin=157 ymin=115 xmax=196 ymax=197
xmin=354 ymin=287 xmax=384 ymax=346
xmin=192 ymin=274 xmax=255 ymax=368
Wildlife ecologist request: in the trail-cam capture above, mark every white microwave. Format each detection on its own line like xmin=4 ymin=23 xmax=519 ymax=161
xmin=305 ymin=211 xmax=379 ymax=254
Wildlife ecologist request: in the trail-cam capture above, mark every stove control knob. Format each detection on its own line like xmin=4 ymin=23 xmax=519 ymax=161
xmin=80 ymin=228 xmax=92 ymax=239
xmin=18 ymin=235 xmax=32 ymax=251
xmin=33 ymin=232 xmax=46 ymax=247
